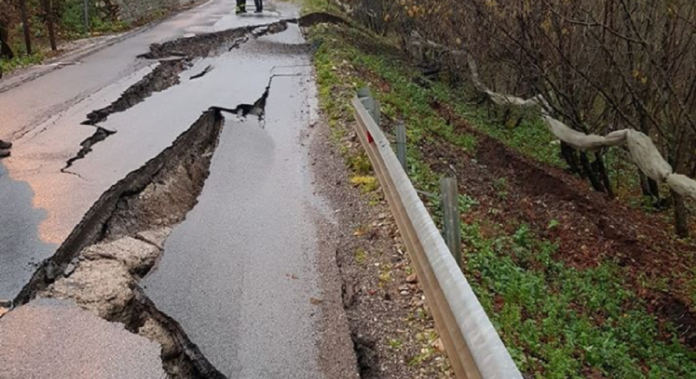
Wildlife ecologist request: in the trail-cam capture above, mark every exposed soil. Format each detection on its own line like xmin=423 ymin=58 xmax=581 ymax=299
xmin=310 ymin=111 xmax=454 ymax=378
xmin=422 ymin=100 xmax=696 ymax=348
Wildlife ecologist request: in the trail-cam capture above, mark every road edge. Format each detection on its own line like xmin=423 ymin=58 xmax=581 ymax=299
xmin=0 ymin=0 xmax=212 ymax=94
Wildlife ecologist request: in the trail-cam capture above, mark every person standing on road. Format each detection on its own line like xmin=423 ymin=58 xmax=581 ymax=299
xmin=236 ymin=0 xmax=263 ymax=14
xmin=236 ymin=0 xmax=247 ymax=14
xmin=0 ymin=140 xmax=12 ymax=158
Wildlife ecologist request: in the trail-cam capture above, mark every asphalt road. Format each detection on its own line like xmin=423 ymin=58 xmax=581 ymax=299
xmin=141 ymin=14 xmax=357 ymax=378
xmin=0 ymin=298 xmax=166 ymax=379
xmin=1 ymin=0 xmax=357 ymax=377
xmin=0 ymin=0 xmax=289 ymax=301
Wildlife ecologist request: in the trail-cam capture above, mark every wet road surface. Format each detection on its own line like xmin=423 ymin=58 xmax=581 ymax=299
xmin=143 ymin=74 xmax=331 ymax=378
xmin=0 ymin=298 xmax=166 ymax=378
xmin=0 ymin=0 xmax=357 ymax=377
xmin=140 ymin=16 xmax=357 ymax=378
xmin=0 ymin=0 xmax=290 ymax=301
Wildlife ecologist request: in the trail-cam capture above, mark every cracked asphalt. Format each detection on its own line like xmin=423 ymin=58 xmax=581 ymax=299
xmin=0 ymin=0 xmax=294 ymax=301
xmin=0 ymin=0 xmax=358 ymax=377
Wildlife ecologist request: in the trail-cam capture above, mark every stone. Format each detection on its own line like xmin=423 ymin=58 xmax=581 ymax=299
xmin=82 ymin=236 xmax=161 ymax=275
xmin=406 ymin=273 xmax=418 ymax=283
xmin=63 ymin=263 xmax=76 ymax=277
xmin=40 ymin=260 xmax=135 ymax=323
xmin=138 ymin=317 xmax=180 ymax=359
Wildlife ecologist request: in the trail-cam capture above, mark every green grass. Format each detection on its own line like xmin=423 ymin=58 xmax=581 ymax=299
xmin=305 ymin=17 xmax=696 ymax=378
xmin=464 ymin=221 xmax=696 ymax=378
xmin=0 ymin=52 xmax=45 ymax=73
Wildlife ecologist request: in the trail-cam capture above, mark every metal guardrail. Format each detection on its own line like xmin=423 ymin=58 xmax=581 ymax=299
xmin=352 ymin=95 xmax=522 ymax=379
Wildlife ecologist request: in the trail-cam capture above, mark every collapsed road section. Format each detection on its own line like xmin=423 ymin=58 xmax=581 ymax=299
xmin=14 ymin=109 xmax=226 ymax=378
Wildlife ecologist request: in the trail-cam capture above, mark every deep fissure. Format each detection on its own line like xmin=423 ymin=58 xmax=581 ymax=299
xmin=83 ymin=58 xmax=192 ymax=126
xmin=10 ymin=13 xmax=356 ymax=377
xmin=16 ymin=109 xmax=226 ymax=378
xmin=211 ymin=74 xmax=296 ymax=121
xmin=62 ymin=127 xmax=116 ymax=170
xmin=138 ymin=13 xmax=348 ymax=60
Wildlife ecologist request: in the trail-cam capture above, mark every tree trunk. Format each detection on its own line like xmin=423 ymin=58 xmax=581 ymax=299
xmin=0 ymin=21 xmax=14 ymax=60
xmin=672 ymin=189 xmax=689 ymax=238
xmin=580 ymin=151 xmax=606 ymax=193
xmin=42 ymin=0 xmax=57 ymax=51
xmin=19 ymin=0 xmax=32 ymax=55
xmin=560 ymin=142 xmax=582 ymax=175
xmin=593 ymin=152 xmax=614 ymax=198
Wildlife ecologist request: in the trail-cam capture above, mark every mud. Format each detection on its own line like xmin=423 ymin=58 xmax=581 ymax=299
xmin=15 ymin=109 xmax=226 ymax=378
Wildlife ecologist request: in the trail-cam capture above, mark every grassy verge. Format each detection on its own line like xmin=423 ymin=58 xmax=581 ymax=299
xmin=305 ymin=16 xmax=696 ymax=379
xmin=0 ymin=52 xmax=45 ymax=73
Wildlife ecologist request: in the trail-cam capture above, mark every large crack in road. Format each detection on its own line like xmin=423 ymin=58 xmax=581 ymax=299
xmin=83 ymin=58 xmax=193 ymax=126
xmin=4 ymin=9 xmax=357 ymax=379
xmin=15 ymin=109 xmax=226 ymax=378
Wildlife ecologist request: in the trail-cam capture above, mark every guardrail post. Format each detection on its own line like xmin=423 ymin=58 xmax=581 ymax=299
xmin=440 ymin=177 xmax=462 ymax=267
xmin=396 ymin=123 xmax=407 ymax=171
xmin=357 ymin=87 xmax=380 ymax=126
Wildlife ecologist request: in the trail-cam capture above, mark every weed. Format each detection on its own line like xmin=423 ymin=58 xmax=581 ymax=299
xmin=347 ymin=153 xmax=372 ymax=175
xmin=350 ymin=175 xmax=379 ymax=193
xmin=355 ymin=249 xmax=367 ymax=265
xmin=388 ymin=338 xmax=403 ymax=350
xmin=0 ymin=52 xmax=44 ymax=73
xmin=547 ymin=219 xmax=561 ymax=230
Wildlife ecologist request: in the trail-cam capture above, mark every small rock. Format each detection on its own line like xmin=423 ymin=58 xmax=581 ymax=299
xmin=400 ymin=290 xmax=409 ymax=296
xmin=406 ymin=273 xmax=418 ymax=283
xmin=0 ymin=307 xmax=9 ymax=318
xmin=63 ymin=263 xmax=76 ymax=277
